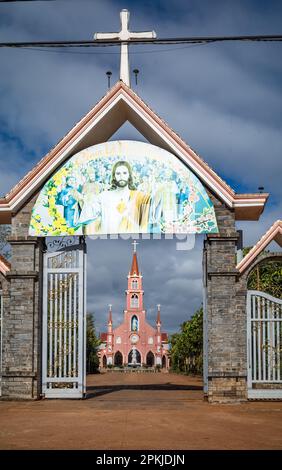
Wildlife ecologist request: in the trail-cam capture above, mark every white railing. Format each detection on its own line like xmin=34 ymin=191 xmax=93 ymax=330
xmin=247 ymin=290 xmax=282 ymax=399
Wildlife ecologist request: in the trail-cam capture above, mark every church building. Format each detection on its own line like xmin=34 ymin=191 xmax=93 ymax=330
xmin=99 ymin=243 xmax=169 ymax=369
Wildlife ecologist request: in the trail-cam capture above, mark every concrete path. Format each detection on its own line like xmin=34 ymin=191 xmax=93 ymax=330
xmin=0 ymin=372 xmax=281 ymax=449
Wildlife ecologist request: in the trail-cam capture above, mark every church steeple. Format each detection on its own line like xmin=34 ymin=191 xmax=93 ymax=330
xmin=108 ymin=304 xmax=113 ymax=324
xmin=130 ymin=240 xmax=139 ymax=275
xmin=156 ymin=304 xmax=161 ymax=325
xmin=126 ymin=241 xmax=144 ymax=312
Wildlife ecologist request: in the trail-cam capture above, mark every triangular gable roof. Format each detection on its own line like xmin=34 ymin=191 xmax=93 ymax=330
xmin=237 ymin=220 xmax=282 ymax=273
xmin=0 ymin=81 xmax=268 ymax=223
xmin=0 ymin=253 xmax=10 ymax=276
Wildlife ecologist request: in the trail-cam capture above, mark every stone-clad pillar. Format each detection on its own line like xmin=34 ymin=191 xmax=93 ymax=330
xmin=1 ymin=196 xmax=43 ymax=399
xmin=204 ymin=196 xmax=248 ymax=402
xmin=0 ymin=272 xmax=10 ymax=396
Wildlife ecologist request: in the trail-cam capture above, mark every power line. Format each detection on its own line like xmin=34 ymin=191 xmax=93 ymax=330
xmin=0 ymin=34 xmax=282 ymax=49
xmin=0 ymin=1 xmax=55 ymax=2
xmin=17 ymin=43 xmax=207 ymax=55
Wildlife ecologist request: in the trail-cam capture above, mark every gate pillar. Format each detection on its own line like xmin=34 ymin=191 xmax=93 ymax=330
xmin=0 ymin=271 xmax=10 ymax=396
xmin=1 ymin=236 xmax=43 ymax=399
xmin=1 ymin=196 xmax=43 ymax=399
xmin=204 ymin=201 xmax=248 ymax=402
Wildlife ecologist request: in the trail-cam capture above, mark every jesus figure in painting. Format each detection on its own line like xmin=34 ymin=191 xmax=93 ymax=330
xmin=79 ymin=160 xmax=151 ymax=234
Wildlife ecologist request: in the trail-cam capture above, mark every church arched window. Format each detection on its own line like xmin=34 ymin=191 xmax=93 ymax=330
xmin=130 ymin=294 xmax=139 ymax=308
xmin=131 ymin=315 xmax=139 ymax=331
xmin=132 ymin=279 xmax=138 ymax=289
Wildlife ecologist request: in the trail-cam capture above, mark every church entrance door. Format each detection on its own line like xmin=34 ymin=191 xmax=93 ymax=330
xmin=102 ymin=355 xmax=107 ymax=368
xmin=114 ymin=351 xmax=123 ymax=366
xmin=42 ymin=238 xmax=87 ymax=398
xmin=146 ymin=351 xmax=155 ymax=367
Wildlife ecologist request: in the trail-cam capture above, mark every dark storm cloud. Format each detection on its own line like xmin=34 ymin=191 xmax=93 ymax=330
xmin=86 ymin=236 xmax=203 ymax=334
xmin=0 ymin=0 xmax=281 ymax=334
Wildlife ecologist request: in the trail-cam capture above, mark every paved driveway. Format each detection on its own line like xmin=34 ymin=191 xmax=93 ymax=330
xmin=0 ymin=372 xmax=281 ymax=449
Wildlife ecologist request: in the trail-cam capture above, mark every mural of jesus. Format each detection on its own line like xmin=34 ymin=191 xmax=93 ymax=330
xmin=79 ymin=161 xmax=151 ymax=234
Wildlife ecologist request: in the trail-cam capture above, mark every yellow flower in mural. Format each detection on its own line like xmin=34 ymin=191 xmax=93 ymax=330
xmin=49 ymin=187 xmax=57 ymax=196
xmin=53 ymin=175 xmax=63 ymax=186
xmin=53 ymin=220 xmax=62 ymax=229
xmin=49 ymin=196 xmax=56 ymax=206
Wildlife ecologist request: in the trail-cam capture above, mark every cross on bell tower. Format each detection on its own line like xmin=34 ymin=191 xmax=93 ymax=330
xmin=132 ymin=240 xmax=139 ymax=253
xmin=94 ymin=9 xmax=156 ymax=87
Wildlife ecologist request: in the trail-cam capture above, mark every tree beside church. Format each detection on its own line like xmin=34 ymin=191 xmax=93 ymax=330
xmin=86 ymin=313 xmax=100 ymax=374
xmin=170 ymin=307 xmax=203 ymax=375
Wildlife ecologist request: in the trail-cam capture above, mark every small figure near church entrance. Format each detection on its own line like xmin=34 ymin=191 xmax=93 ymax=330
xmin=128 ymin=347 xmax=141 ymax=366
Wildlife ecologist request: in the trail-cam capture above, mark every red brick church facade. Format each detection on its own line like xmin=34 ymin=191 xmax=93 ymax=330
xmin=99 ymin=246 xmax=169 ymax=369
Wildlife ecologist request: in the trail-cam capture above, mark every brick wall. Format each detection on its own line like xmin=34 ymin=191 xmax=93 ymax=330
xmin=1 ymin=193 xmax=43 ymax=399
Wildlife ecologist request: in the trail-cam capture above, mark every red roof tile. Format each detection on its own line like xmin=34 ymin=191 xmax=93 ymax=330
xmin=130 ymin=252 xmax=139 ymax=276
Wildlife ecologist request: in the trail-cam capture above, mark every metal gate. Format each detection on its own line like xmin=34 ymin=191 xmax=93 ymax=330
xmin=247 ymin=290 xmax=282 ymax=399
xmin=42 ymin=239 xmax=86 ymax=398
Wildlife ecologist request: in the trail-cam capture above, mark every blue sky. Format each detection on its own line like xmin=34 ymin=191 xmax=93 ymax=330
xmin=0 ymin=0 xmax=281 ymax=334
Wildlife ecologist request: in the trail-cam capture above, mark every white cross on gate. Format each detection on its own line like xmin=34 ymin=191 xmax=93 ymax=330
xmin=132 ymin=240 xmax=139 ymax=253
xmin=94 ymin=9 xmax=156 ymax=87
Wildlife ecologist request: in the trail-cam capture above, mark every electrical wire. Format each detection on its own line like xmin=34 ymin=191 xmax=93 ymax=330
xmin=0 ymin=35 xmax=282 ymax=49
xmin=17 ymin=42 xmax=207 ymax=55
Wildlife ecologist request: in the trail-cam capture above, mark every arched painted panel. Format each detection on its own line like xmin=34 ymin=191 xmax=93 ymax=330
xmin=29 ymin=140 xmax=218 ymax=236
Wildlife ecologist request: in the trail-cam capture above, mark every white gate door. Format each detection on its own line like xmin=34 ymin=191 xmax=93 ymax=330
xmin=247 ymin=290 xmax=282 ymax=399
xmin=42 ymin=240 xmax=86 ymax=398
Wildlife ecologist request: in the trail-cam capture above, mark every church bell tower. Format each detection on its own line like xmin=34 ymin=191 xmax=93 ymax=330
xmin=125 ymin=241 xmax=144 ymax=319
